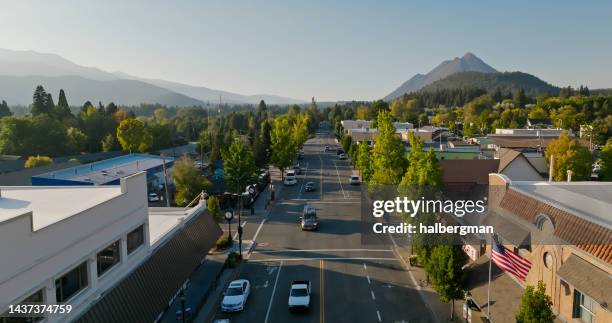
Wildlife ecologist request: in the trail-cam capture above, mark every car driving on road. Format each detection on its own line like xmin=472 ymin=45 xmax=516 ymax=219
xmin=304 ymin=181 xmax=316 ymax=192
xmin=221 ymin=279 xmax=251 ymax=312
xmin=349 ymin=175 xmax=360 ymax=185
xmin=300 ymin=205 xmax=319 ymax=231
xmin=288 ymin=280 xmax=311 ymax=311
xmin=284 ymin=170 xmax=298 ymax=186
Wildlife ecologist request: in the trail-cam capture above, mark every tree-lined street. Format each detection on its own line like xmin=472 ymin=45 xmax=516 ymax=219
xmin=210 ymin=125 xmax=434 ymax=323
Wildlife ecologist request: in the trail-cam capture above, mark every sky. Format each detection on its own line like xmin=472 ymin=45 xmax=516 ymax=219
xmin=1 ymin=0 xmax=611 ymax=101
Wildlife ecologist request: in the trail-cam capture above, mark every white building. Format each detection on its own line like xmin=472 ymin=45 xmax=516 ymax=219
xmin=0 ymin=172 xmax=215 ymax=322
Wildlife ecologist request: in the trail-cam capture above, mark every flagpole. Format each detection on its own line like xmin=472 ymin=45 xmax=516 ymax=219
xmin=487 ymin=238 xmax=492 ymax=321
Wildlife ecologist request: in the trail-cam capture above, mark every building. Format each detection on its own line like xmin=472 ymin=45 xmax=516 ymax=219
xmin=495 ymin=148 xmax=545 ymax=181
xmin=340 ymin=120 xmax=372 ymax=135
xmin=0 ymin=172 xmax=221 ymax=322
xmin=464 ymin=175 xmax=612 ymax=322
xmin=31 ymin=154 xmax=174 ymax=190
xmin=487 ymin=128 xmax=572 ymax=152
xmin=439 ymin=159 xmax=500 ymax=190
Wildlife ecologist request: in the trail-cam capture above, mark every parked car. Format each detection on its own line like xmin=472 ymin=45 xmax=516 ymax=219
xmin=221 ymin=279 xmax=251 ymax=312
xmin=324 ymin=145 xmax=330 ymax=151
xmin=336 ymin=148 xmax=344 ymax=155
xmin=338 ymin=153 xmax=347 ymax=160
xmin=300 ymin=205 xmax=319 ymax=231
xmin=349 ymin=175 xmax=360 ymax=185
xmin=304 ymin=182 xmax=316 ymax=192
xmin=284 ymin=170 xmax=298 ymax=186
xmin=147 ymin=192 xmax=160 ymax=202
xmin=288 ymin=280 xmax=311 ymax=311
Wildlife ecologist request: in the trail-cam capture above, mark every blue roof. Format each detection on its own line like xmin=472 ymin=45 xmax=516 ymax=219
xmin=32 ymin=154 xmax=174 ymax=186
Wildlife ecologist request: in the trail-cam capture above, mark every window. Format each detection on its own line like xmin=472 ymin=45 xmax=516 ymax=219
xmin=127 ymin=225 xmax=145 ymax=254
xmin=1 ymin=289 xmax=44 ymax=322
xmin=573 ymin=289 xmax=595 ymax=323
xmin=55 ymin=262 xmax=88 ymax=303
xmin=97 ymin=240 xmax=121 ymax=276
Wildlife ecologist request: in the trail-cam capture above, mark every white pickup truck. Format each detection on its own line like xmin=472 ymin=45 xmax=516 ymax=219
xmin=288 ymin=280 xmax=311 ymax=311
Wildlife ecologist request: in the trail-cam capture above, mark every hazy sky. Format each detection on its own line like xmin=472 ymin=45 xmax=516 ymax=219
xmin=1 ymin=0 xmax=611 ymax=101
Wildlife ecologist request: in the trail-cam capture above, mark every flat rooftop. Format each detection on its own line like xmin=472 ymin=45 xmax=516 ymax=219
xmin=32 ymin=154 xmax=174 ymax=185
xmin=510 ymin=181 xmax=612 ymax=230
xmin=0 ymin=186 xmax=123 ymax=230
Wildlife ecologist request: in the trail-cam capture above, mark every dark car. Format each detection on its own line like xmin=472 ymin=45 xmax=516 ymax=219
xmin=336 ymin=149 xmax=344 ymax=155
xmin=300 ymin=206 xmax=319 ymax=231
xmin=304 ymin=182 xmax=316 ymax=192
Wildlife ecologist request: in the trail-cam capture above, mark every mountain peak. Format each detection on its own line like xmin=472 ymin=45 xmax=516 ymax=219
xmin=384 ymin=52 xmax=497 ymax=100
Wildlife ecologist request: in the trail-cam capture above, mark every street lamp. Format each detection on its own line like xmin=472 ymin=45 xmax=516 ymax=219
xmin=224 ymin=210 xmax=234 ymax=241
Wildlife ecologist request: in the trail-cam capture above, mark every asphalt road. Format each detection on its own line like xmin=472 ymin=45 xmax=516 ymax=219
xmin=212 ymin=126 xmax=435 ymax=323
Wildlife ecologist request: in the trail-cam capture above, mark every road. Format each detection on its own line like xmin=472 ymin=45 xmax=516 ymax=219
xmin=211 ymin=126 xmax=435 ymax=323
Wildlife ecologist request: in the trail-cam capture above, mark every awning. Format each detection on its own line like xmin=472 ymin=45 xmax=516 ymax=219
xmin=557 ymin=254 xmax=612 ymax=308
xmin=483 ymin=212 xmax=530 ymax=246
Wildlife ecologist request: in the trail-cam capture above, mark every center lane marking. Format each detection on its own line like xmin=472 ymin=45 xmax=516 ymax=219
xmin=264 ymin=260 xmax=282 ymax=323
xmin=249 ymin=257 xmax=398 ymax=262
xmin=320 ymin=259 xmax=325 ymax=323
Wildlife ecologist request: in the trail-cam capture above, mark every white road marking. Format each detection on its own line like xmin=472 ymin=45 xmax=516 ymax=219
xmin=376 ymin=310 xmax=382 ymax=322
xmin=296 ymin=162 xmax=309 ymax=200
xmin=264 ymin=260 xmax=283 ymax=323
xmin=333 ymin=160 xmax=347 ymax=198
xmin=249 ymin=257 xmax=399 ymax=262
xmin=252 ymin=218 xmax=266 ymax=242
xmin=371 ymin=290 xmax=376 ymax=300
xmin=366 ymin=275 xmax=371 ymax=284
xmin=363 ymin=263 xmax=367 ymax=270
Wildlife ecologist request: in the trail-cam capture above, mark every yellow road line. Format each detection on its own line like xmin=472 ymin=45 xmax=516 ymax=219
xmin=320 ymin=259 xmax=325 ymax=323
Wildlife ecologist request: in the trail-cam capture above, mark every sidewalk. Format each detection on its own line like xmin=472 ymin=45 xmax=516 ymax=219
xmin=187 ymin=167 xmax=284 ymax=323
xmin=394 ymin=243 xmax=453 ymax=323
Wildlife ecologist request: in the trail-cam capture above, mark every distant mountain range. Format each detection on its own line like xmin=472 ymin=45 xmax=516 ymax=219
xmin=419 ymin=70 xmax=560 ymax=97
xmin=0 ymin=48 xmax=304 ymax=106
xmin=384 ymin=52 xmax=497 ymax=101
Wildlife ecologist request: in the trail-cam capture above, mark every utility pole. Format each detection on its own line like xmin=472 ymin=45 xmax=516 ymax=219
xmin=160 ymin=153 xmax=171 ymax=207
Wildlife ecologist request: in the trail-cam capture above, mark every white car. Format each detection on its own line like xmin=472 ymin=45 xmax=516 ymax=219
xmin=221 ymin=279 xmax=251 ymax=312
xmin=288 ymin=280 xmax=311 ymax=311
xmin=349 ymin=175 xmax=360 ymax=185
xmin=147 ymin=192 xmax=160 ymax=202
xmin=284 ymin=170 xmax=298 ymax=186
xmin=338 ymin=153 xmax=347 ymax=160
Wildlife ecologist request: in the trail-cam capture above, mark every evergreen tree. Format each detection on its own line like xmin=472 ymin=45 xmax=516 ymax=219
xmin=0 ymin=100 xmax=11 ymax=117
xmin=516 ymin=281 xmax=555 ymax=323
xmin=31 ymin=85 xmax=50 ymax=115
xmin=599 ymin=140 xmax=612 ymax=180
xmin=513 ymin=88 xmax=527 ymax=108
xmin=370 ymin=111 xmax=407 ymax=186
xmin=54 ymin=89 xmax=72 ymax=119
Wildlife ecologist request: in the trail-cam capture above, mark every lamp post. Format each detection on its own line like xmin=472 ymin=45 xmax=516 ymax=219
xmin=224 ymin=210 xmax=234 ymax=241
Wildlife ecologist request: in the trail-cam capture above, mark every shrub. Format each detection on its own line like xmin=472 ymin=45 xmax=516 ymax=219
xmin=24 ymin=155 xmax=53 ymax=169
xmin=225 ymin=252 xmax=242 ymax=268
xmin=215 ymin=235 xmax=233 ymax=250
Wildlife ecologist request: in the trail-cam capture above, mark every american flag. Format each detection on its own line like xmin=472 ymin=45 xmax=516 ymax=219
xmin=491 ymin=235 xmax=532 ymax=281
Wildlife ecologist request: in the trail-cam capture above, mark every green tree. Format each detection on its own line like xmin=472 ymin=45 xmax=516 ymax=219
xmin=514 ymin=88 xmax=527 ymax=108
xmin=599 ymin=140 xmax=612 ymax=180
xmin=545 ymin=132 xmax=592 ymax=181
xmin=223 ymin=139 xmax=257 ymax=193
xmin=270 ymin=117 xmax=296 ymax=178
xmin=31 ymin=85 xmax=51 ymax=116
xmin=292 ymin=114 xmax=310 ymax=148
xmin=516 ymin=281 xmax=555 ymax=323
xmin=173 ymin=156 xmax=211 ymax=206
xmin=425 ymin=243 xmax=467 ymax=320
xmin=116 ymin=118 xmax=152 ymax=153
xmin=356 ymin=142 xmax=373 ymax=181
xmin=370 ymin=111 xmax=407 ymax=186
xmin=66 ymin=127 xmax=88 ymax=153
xmin=24 ymin=155 xmax=53 ymax=168
xmin=341 ymin=135 xmax=353 ymax=153
xmin=207 ymin=195 xmax=222 ymax=222
xmin=54 ymin=89 xmax=72 ymax=119
xmin=0 ymin=100 xmax=11 ymax=117
xmin=101 ymin=133 xmax=118 ymax=152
